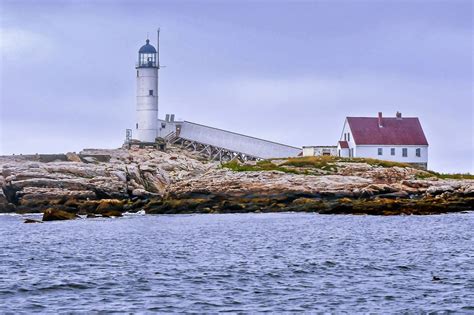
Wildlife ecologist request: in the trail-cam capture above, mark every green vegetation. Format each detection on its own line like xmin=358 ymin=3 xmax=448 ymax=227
xmin=417 ymin=171 xmax=474 ymax=180
xmin=223 ymin=156 xmax=412 ymax=174
xmin=435 ymin=173 xmax=474 ymax=180
xmin=222 ymin=160 xmax=301 ymax=174
xmin=282 ymin=156 xmax=411 ymax=169
xmin=223 ymin=156 xmax=473 ymax=180
xmin=347 ymin=157 xmax=412 ymax=168
xmin=281 ymin=156 xmax=338 ymax=171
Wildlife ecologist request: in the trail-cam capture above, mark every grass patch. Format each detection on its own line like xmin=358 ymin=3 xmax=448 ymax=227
xmin=417 ymin=171 xmax=474 ymax=180
xmin=347 ymin=157 xmax=411 ymax=168
xmin=282 ymin=156 xmax=338 ymax=171
xmin=224 ymin=156 xmax=413 ymax=174
xmin=222 ymin=160 xmax=300 ymax=174
xmin=435 ymin=173 xmax=474 ymax=180
xmin=224 ymin=157 xmax=473 ymax=180
xmin=282 ymin=156 xmax=410 ymax=170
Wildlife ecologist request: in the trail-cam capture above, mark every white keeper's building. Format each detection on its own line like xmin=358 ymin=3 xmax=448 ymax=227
xmin=337 ymin=112 xmax=429 ymax=169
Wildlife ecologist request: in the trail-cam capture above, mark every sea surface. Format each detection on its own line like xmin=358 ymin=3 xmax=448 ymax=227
xmin=0 ymin=212 xmax=473 ymax=313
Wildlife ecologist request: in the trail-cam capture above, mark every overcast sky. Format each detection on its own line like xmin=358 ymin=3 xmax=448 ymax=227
xmin=0 ymin=0 xmax=472 ymax=173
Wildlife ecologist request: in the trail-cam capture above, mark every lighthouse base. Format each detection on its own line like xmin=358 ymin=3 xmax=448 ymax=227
xmin=135 ymin=129 xmax=157 ymax=143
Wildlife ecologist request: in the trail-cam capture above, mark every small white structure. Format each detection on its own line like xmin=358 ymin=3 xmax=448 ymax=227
xmin=135 ymin=32 xmax=160 ymax=142
xmin=338 ymin=112 xmax=429 ymax=169
xmin=337 ymin=140 xmax=350 ymax=157
xmin=302 ymin=146 xmax=337 ymax=157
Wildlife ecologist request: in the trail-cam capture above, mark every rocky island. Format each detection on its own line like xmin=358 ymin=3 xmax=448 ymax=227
xmin=1 ymin=145 xmax=473 ymax=220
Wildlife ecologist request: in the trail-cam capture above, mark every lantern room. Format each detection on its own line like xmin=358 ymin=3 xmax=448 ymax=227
xmin=137 ymin=39 xmax=157 ymax=68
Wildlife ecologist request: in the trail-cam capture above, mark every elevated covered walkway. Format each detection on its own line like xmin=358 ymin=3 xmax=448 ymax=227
xmin=164 ymin=121 xmax=301 ymax=162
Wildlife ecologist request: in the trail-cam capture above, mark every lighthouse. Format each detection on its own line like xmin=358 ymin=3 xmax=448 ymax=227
xmin=135 ymin=31 xmax=160 ymax=142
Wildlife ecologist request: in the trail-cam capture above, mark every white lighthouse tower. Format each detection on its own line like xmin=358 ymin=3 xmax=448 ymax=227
xmin=135 ymin=31 xmax=160 ymax=142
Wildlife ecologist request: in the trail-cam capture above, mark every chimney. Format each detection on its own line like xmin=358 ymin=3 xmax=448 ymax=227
xmin=396 ymin=111 xmax=402 ymax=119
xmin=378 ymin=112 xmax=383 ymax=127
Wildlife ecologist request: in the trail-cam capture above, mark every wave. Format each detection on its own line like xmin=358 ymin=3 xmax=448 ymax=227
xmin=124 ymin=210 xmax=146 ymax=216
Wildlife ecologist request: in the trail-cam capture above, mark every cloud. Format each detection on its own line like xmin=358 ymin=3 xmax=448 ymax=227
xmin=0 ymin=28 xmax=55 ymax=61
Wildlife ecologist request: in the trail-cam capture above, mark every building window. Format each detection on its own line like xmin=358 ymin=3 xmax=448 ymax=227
xmin=391 ymin=148 xmax=395 ymax=156
xmin=402 ymin=148 xmax=408 ymax=157
xmin=344 ymin=133 xmax=347 ymax=141
xmin=136 ymin=123 xmax=138 ymax=129
xmin=416 ymin=148 xmax=421 ymax=157
xmin=149 ymin=90 xmax=153 ymax=96
xmin=378 ymin=148 xmax=383 ymax=155
xmin=348 ymin=133 xmax=350 ymax=142
xmin=136 ymin=70 xmax=139 ymax=77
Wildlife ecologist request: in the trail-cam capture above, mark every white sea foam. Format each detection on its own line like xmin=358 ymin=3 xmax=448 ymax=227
xmin=124 ymin=210 xmax=146 ymax=216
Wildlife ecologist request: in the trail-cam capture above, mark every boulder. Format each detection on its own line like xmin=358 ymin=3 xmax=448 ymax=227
xmin=101 ymin=210 xmax=123 ymax=217
xmin=376 ymin=191 xmax=410 ymax=199
xmin=66 ymin=152 xmax=82 ymax=162
xmin=460 ymin=185 xmax=474 ymax=196
xmin=0 ymin=188 xmax=13 ymax=212
xmin=82 ymin=156 xmax=98 ymax=164
xmin=96 ymin=199 xmax=125 ymax=213
xmin=112 ymin=171 xmax=127 ymax=182
xmin=24 ymin=218 xmax=43 ymax=224
xmin=131 ymin=188 xmax=148 ymax=197
xmin=426 ymin=184 xmax=457 ymax=196
xmin=77 ymin=200 xmax=100 ymax=213
xmin=42 ymin=208 xmax=78 ymax=221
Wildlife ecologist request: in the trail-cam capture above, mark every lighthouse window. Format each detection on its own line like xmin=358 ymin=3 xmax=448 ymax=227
xmin=149 ymin=90 xmax=153 ymax=96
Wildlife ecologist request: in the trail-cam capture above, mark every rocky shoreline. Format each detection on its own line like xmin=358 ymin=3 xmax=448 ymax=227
xmin=1 ymin=146 xmax=473 ymax=220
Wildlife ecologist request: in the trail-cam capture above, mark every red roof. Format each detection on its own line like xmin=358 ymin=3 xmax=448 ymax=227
xmin=338 ymin=141 xmax=349 ymax=148
xmin=347 ymin=117 xmax=428 ymax=145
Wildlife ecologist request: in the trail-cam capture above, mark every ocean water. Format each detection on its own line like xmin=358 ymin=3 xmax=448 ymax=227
xmin=0 ymin=212 xmax=473 ymax=313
